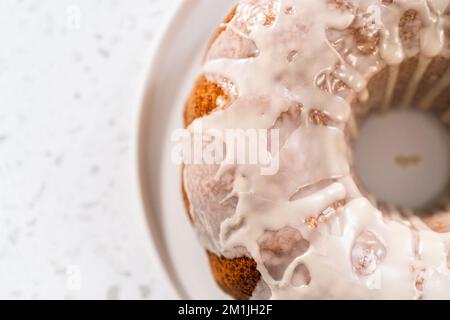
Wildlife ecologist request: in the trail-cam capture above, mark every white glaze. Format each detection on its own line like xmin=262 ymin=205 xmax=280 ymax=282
xmin=184 ymin=0 xmax=450 ymax=299
xmin=400 ymin=55 xmax=431 ymax=108
xmin=382 ymin=65 xmax=400 ymax=111
xmin=420 ymin=66 xmax=450 ymax=109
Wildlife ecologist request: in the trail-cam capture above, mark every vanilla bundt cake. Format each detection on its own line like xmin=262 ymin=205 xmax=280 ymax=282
xmin=182 ymin=0 xmax=450 ymax=299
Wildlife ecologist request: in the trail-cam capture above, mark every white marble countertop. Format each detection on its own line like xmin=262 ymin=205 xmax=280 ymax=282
xmin=0 ymin=0 xmax=182 ymax=299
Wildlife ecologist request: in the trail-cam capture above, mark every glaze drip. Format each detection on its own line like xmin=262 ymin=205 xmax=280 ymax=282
xmin=184 ymin=0 xmax=450 ymax=299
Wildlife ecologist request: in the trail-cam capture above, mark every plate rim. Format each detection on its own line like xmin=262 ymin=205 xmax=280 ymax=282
xmin=135 ymin=0 xmax=192 ymax=300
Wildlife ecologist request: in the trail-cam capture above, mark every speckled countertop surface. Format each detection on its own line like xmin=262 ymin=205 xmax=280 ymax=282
xmin=0 ymin=0 xmax=181 ymax=299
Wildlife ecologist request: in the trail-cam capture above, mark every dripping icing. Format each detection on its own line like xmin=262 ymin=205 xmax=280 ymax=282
xmin=185 ymin=0 xmax=450 ymax=299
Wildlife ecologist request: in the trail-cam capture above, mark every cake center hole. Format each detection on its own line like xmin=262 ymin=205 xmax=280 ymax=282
xmin=354 ymin=109 xmax=449 ymax=210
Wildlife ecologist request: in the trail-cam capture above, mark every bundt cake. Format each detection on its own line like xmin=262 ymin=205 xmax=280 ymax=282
xmin=182 ymin=0 xmax=450 ymax=299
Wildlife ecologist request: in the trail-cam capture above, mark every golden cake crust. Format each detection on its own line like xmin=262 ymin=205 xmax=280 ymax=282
xmin=182 ymin=6 xmax=261 ymax=300
xmin=207 ymin=252 xmax=261 ymax=300
xmin=181 ymin=1 xmax=450 ymax=300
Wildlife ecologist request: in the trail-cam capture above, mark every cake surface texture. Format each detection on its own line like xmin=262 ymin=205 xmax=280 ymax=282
xmin=182 ymin=0 xmax=450 ymax=300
